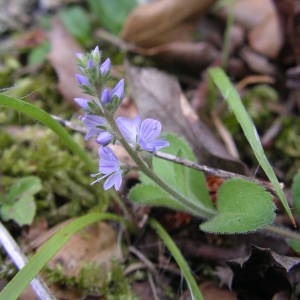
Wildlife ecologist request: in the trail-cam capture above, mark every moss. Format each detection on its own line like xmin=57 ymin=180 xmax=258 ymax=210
xmin=0 ymin=127 xmax=108 ymax=223
xmin=44 ymin=260 xmax=138 ymax=299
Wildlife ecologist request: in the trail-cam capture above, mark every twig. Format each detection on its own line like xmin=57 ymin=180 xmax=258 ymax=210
xmin=155 ymin=151 xmax=276 ymax=192
xmin=0 ymin=222 xmax=55 ymax=300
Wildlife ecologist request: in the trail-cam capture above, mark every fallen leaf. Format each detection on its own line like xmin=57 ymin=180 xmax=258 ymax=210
xmin=139 ymin=41 xmax=218 ymax=74
xmin=249 ymin=12 xmax=283 ymax=59
xmin=125 ymin=62 xmax=247 ymax=173
xmin=47 ymin=17 xmax=87 ymax=106
xmin=229 ymin=247 xmax=300 ymax=299
xmin=47 ymin=221 xmax=122 ymax=277
xmin=241 ymin=47 xmax=277 ymax=74
xmin=216 ymin=0 xmax=276 ymax=30
xmin=121 ymin=0 xmax=217 ymax=48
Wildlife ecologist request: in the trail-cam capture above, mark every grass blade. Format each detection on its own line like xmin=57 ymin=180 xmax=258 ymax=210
xmin=149 ymin=218 xmax=204 ymax=300
xmin=0 ymin=213 xmax=125 ymax=300
xmin=0 ymin=93 xmax=95 ymax=172
xmin=208 ymin=67 xmax=295 ymax=225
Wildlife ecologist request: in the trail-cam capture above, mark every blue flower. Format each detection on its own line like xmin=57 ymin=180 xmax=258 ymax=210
xmin=100 ymin=79 xmax=125 ymax=104
xmin=80 ymin=114 xmax=112 ymax=145
xmin=75 ymin=74 xmax=90 ymax=86
xmin=100 ymin=58 xmax=111 ymax=76
xmin=116 ymin=116 xmax=169 ymax=152
xmin=74 ymin=98 xmax=91 ymax=110
xmin=91 ymin=147 xmax=123 ymax=190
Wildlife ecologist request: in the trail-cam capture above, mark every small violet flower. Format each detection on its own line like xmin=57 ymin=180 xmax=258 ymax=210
xmin=80 ymin=114 xmax=112 ymax=144
xmin=74 ymin=98 xmax=91 ymax=110
xmin=116 ymin=116 xmax=169 ymax=152
xmin=91 ymin=146 xmax=123 ymax=190
xmin=100 ymin=58 xmax=111 ymax=76
xmin=76 ymin=74 xmax=90 ymax=86
xmin=101 ymin=79 xmax=125 ymax=104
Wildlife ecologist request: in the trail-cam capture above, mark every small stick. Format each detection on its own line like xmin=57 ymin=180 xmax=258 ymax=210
xmin=0 ymin=222 xmax=55 ymax=300
xmin=155 ymin=151 xmax=276 ymax=192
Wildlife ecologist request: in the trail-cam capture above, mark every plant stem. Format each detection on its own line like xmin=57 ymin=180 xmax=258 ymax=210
xmin=264 ymin=225 xmax=300 ymax=241
xmin=221 ymin=3 xmax=235 ymax=69
xmin=105 ymin=113 xmax=216 ymax=218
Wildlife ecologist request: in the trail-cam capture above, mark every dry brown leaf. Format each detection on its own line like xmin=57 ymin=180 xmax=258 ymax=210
xmin=218 ymin=0 xmax=276 ymax=30
xmin=241 ymin=47 xmax=277 ymax=74
xmin=48 ymin=222 xmax=122 ymax=277
xmin=139 ymin=41 xmax=218 ymax=74
xmin=249 ymin=12 xmax=283 ymax=58
xmin=121 ymin=0 xmax=216 ymax=48
xmin=125 ymin=62 xmax=247 ymax=173
xmin=47 ymin=16 xmax=87 ymax=106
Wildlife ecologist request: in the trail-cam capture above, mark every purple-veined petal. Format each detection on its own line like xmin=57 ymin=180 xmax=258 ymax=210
xmin=112 ymin=79 xmax=125 ymax=100
xmin=99 ymin=147 xmax=120 ymax=174
xmin=81 ymin=114 xmax=105 ymax=128
xmin=139 ymin=138 xmax=169 ymax=152
xmin=74 ymin=98 xmax=90 ymax=110
xmin=138 ymin=119 xmax=162 ymax=142
xmin=116 ymin=116 xmax=141 ymax=144
xmin=101 ymin=89 xmax=112 ymax=104
xmin=81 ymin=114 xmax=106 ymax=139
xmin=100 ymin=58 xmax=111 ymax=76
xmin=75 ymin=74 xmax=90 ymax=86
xmin=96 ymin=131 xmax=112 ymax=145
xmin=103 ymin=172 xmax=122 ymax=190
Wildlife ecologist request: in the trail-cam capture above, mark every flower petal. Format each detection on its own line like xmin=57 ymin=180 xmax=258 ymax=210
xmin=74 ymin=98 xmax=90 ymax=110
xmin=100 ymin=58 xmax=111 ymax=76
xmin=103 ymin=172 xmax=122 ymax=190
xmin=138 ymin=119 xmax=162 ymax=142
xmin=87 ymin=58 xmax=94 ymax=68
xmin=112 ymin=79 xmax=125 ymax=100
xmin=99 ymin=147 xmax=120 ymax=174
xmin=116 ymin=116 xmax=141 ymax=144
xmin=75 ymin=74 xmax=90 ymax=86
xmin=81 ymin=114 xmax=106 ymax=139
xmin=101 ymin=89 xmax=112 ymax=104
xmin=96 ymin=131 xmax=112 ymax=145
xmin=139 ymin=138 xmax=169 ymax=152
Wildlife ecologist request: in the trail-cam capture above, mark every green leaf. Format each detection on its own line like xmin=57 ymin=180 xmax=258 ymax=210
xmin=59 ymin=6 xmax=92 ymax=45
xmin=208 ymin=67 xmax=295 ymax=225
xmin=87 ymin=0 xmax=137 ymax=34
xmin=1 ymin=196 xmax=36 ymax=225
xmin=200 ymin=179 xmax=275 ymax=233
xmin=6 ymin=176 xmax=42 ymax=203
xmin=292 ymin=170 xmax=300 ymax=219
xmin=0 ymin=176 xmax=41 ymax=225
xmin=28 ymin=42 xmax=50 ymax=65
xmin=129 ymin=184 xmax=190 ymax=213
xmin=0 ymin=213 xmax=125 ymax=300
xmin=129 ymin=134 xmax=215 ymax=217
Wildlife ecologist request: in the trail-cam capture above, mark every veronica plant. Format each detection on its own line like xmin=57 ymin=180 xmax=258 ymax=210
xmin=74 ymin=47 xmax=295 ymax=236
xmin=73 ymin=46 xmax=218 ymax=220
